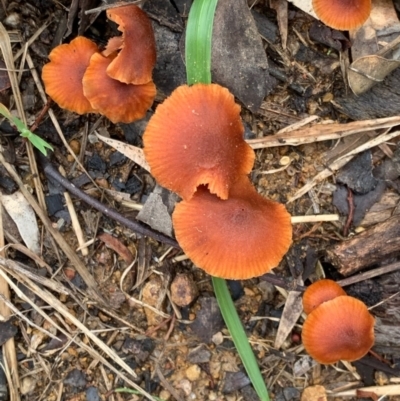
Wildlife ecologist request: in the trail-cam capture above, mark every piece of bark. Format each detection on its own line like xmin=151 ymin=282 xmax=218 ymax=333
xmin=211 ymin=0 xmax=269 ymax=111
xmin=326 ymin=214 xmax=400 ymax=275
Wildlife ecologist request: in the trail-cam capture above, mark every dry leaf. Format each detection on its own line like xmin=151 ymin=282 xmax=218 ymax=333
xmin=270 ymin=0 xmax=288 ymax=49
xmin=348 ymin=55 xmax=400 ymax=95
xmin=348 ymin=0 xmax=400 ymax=94
xmin=274 ymin=290 xmax=303 ymax=349
xmin=97 ymin=232 xmax=135 ymax=265
xmin=286 ymin=0 xmax=317 ymax=19
xmin=96 ymin=133 xmax=150 ymax=172
xmin=1 ymin=191 xmax=40 ymax=255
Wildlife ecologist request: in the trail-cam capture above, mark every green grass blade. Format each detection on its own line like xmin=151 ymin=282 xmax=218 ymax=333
xmin=213 ymin=277 xmax=270 ymax=401
xmin=185 ymin=0 xmax=218 ymax=85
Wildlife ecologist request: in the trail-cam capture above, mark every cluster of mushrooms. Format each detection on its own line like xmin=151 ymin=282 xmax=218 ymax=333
xmin=143 ymin=83 xmax=292 ymax=280
xmin=313 ymin=0 xmax=371 ymax=30
xmin=302 ymin=279 xmax=375 ymax=364
xmin=38 ymin=0 xmax=377 ymax=365
xmin=42 ymin=4 xmax=156 ymax=124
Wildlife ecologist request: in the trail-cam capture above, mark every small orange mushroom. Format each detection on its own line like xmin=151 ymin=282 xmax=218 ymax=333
xmin=302 ymin=295 xmax=375 ymax=364
xmin=106 ymin=4 xmax=156 ymax=84
xmin=82 ymin=52 xmax=156 ymax=124
xmin=303 ymin=279 xmax=346 ymax=314
xmin=143 ymin=84 xmax=255 ymax=201
xmin=42 ymin=36 xmax=98 ymax=114
xmin=312 ymin=0 xmax=371 ymax=31
xmin=172 ymin=177 xmax=292 ymax=280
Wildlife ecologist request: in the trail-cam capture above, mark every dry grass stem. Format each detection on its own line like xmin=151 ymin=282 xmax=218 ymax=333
xmin=13 ymin=19 xmax=52 ymax=62
xmin=0 ymin=24 xmax=47 ymax=213
xmin=0 ymin=196 xmax=20 ymax=401
xmin=247 ymin=116 xmax=400 ymax=149
xmin=1 ymin=243 xmax=53 ymax=274
xmin=0 ymin=293 xmax=60 ymax=340
xmin=0 ymin=153 xmax=104 ymax=303
xmin=0 ymin=257 xmax=69 ymax=295
xmin=128 ymin=296 xmax=170 ymax=319
xmin=330 ymin=384 xmax=400 ymax=397
xmin=291 ymin=214 xmax=339 ymax=223
xmin=276 ymin=115 xmax=320 ymax=133
xmin=59 ymin=166 xmax=89 ymax=256
xmin=337 ymin=261 xmax=400 ymax=288
xmin=0 ymin=266 xmax=160 ymax=401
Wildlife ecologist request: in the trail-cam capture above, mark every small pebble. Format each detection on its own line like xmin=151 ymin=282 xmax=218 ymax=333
xmin=177 ymin=379 xmax=192 ymax=396
xmin=322 ymin=92 xmax=334 ymax=102
xmin=20 ymin=377 xmax=35 ymax=395
xmin=141 ymin=276 xmax=165 ymax=326
xmin=4 ymin=13 xmax=20 ymax=28
xmin=86 ymin=387 xmax=100 ymax=401
xmin=279 ymin=156 xmax=291 ymax=166
xmin=375 ymin=371 xmax=389 ymax=386
xmin=159 ymin=390 xmax=171 ymax=400
xmin=243 ymin=287 xmax=255 ymax=296
xmin=301 ymin=385 xmax=327 ymax=401
xmin=63 ymin=368 xmax=86 ymax=388
xmin=69 ymin=139 xmax=81 ymax=155
xmin=188 ymin=344 xmax=211 ymax=364
xmin=212 ymin=332 xmax=224 ymax=345
xmin=170 ymin=274 xmax=198 ymax=307
xmin=222 ymin=371 xmax=250 ymax=393
xmin=185 ymin=364 xmax=201 ymax=381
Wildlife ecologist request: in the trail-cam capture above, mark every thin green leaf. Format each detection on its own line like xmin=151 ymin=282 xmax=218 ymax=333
xmin=213 ymin=277 xmax=270 ymax=401
xmin=0 ymin=103 xmax=53 ymax=155
xmin=0 ymin=103 xmax=25 ymax=132
xmin=185 ymin=0 xmax=218 ymax=85
xmin=23 ymin=132 xmax=53 ymax=155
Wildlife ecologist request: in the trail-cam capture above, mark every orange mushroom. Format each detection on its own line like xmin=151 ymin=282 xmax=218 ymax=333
xmin=302 ymin=295 xmax=375 ymax=364
xmin=106 ymin=4 xmax=156 ymax=84
xmin=42 ymin=36 xmax=98 ymax=114
xmin=303 ymin=279 xmax=346 ymax=314
xmin=143 ymin=84 xmax=255 ymax=201
xmin=312 ymin=0 xmax=371 ymax=30
xmin=172 ymin=177 xmax=292 ymax=279
xmin=82 ymin=52 xmax=156 ymax=124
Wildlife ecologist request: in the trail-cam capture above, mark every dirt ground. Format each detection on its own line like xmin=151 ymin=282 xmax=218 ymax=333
xmin=1 ymin=0 xmax=400 ymax=400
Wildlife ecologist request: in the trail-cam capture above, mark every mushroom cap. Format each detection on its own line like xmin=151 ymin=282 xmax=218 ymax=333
xmin=106 ymin=4 xmax=156 ymax=84
xmin=312 ymin=0 xmax=371 ymax=30
xmin=302 ymin=295 xmax=375 ymax=364
xmin=42 ymin=36 xmax=98 ymax=114
xmin=172 ymin=177 xmax=292 ymax=279
xmin=143 ymin=84 xmax=255 ymax=201
xmin=82 ymin=52 xmax=156 ymax=124
xmin=303 ymin=279 xmax=347 ymax=314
